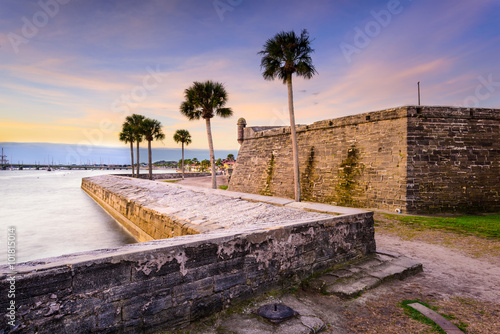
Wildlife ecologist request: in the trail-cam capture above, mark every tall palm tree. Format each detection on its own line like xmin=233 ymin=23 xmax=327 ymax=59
xmin=119 ymin=122 xmax=135 ymax=177
xmin=173 ymin=129 xmax=192 ymax=180
xmin=180 ymin=81 xmax=233 ymax=189
xmin=258 ymin=29 xmax=317 ymax=202
xmin=126 ymin=114 xmax=145 ymax=177
xmin=141 ymin=117 xmax=165 ymax=180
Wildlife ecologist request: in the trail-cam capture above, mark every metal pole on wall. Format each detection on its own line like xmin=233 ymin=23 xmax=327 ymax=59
xmin=417 ymin=81 xmax=421 ymax=106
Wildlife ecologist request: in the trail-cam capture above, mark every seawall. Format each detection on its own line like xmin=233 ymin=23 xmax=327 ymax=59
xmin=115 ymin=172 xmax=211 ymax=180
xmin=0 ymin=176 xmax=375 ymax=333
xmin=229 ymin=106 xmax=500 ymax=213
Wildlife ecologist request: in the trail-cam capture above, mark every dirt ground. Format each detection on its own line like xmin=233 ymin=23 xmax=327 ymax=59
xmin=337 ymin=228 xmax=500 ymax=333
xmin=288 ymin=213 xmax=500 ymax=333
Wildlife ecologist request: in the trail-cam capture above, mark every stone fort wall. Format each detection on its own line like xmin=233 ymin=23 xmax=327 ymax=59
xmin=229 ymin=106 xmax=500 ymax=213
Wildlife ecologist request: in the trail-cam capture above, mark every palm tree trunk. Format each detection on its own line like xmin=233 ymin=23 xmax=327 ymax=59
xmin=136 ymin=142 xmax=140 ymax=177
xmin=287 ymin=74 xmax=301 ymax=202
xmin=148 ymin=140 xmax=152 ymax=180
xmin=181 ymin=142 xmax=185 ymax=180
xmin=205 ymin=118 xmax=217 ymax=189
xmin=130 ymin=141 xmax=135 ymax=177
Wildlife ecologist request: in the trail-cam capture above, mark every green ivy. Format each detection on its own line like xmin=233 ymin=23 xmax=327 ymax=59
xmin=261 ymin=153 xmax=275 ymax=196
xmin=301 ymin=146 xmax=316 ymax=201
xmin=334 ymin=146 xmax=364 ymax=206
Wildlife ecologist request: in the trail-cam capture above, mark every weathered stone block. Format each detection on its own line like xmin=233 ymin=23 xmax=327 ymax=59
xmin=12 ymin=266 xmax=72 ymax=301
xmin=184 ymin=243 xmax=219 ymax=269
xmin=190 ymin=293 xmax=223 ymax=321
xmin=96 ymin=302 xmax=121 ymax=329
xmin=222 ymin=284 xmax=253 ymax=306
xmin=173 ymin=277 xmax=214 ymax=303
xmin=142 ymin=303 xmax=190 ymax=333
xmin=131 ymin=256 xmax=181 ymax=281
xmin=72 ymin=261 xmax=131 ymax=294
xmin=104 ymin=276 xmax=166 ymax=302
xmin=214 ymin=272 xmax=247 ymax=292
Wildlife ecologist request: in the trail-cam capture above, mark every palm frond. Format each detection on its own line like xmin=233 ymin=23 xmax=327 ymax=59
xmin=173 ymin=129 xmax=192 ymax=145
xmin=258 ymin=29 xmax=317 ymax=84
xmin=119 ymin=123 xmax=135 ymax=144
xmin=179 ymin=80 xmax=231 ymax=120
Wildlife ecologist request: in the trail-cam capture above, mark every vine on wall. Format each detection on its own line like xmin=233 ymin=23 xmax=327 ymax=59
xmin=301 ymin=146 xmax=316 ymax=201
xmin=261 ymin=153 xmax=275 ymax=196
xmin=334 ymin=145 xmax=364 ymax=206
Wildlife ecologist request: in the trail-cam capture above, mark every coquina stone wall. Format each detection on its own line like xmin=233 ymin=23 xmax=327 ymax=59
xmin=407 ymin=107 xmax=500 ymax=212
xmin=1 ymin=177 xmax=374 ymax=333
xmin=229 ymin=106 xmax=500 ymax=213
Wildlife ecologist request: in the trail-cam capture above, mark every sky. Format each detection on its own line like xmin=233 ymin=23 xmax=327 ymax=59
xmin=0 ymin=0 xmax=499 ymax=155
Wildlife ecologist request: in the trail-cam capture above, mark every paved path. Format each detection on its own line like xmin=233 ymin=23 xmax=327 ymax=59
xmin=174 ymin=175 xmax=228 ymax=188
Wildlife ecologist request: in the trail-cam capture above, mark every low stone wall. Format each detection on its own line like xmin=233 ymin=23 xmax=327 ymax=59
xmin=117 ymin=172 xmax=211 ymax=180
xmin=81 ymin=177 xmax=204 ymax=242
xmin=0 ymin=177 xmax=375 ymax=333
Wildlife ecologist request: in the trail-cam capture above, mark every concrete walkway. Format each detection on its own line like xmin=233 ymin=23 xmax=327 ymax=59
xmin=174 ymin=175 xmax=228 ymax=188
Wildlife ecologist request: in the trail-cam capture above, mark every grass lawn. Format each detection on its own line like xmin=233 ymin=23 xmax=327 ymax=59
xmin=378 ymin=213 xmax=500 ymax=240
xmin=163 ymin=179 xmax=180 ymax=183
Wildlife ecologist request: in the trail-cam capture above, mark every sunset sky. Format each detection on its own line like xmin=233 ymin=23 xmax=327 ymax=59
xmin=1 ymin=0 xmax=499 ymax=151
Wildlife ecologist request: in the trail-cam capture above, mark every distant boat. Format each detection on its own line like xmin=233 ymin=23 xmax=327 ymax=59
xmin=47 ymin=166 xmax=52 ymax=171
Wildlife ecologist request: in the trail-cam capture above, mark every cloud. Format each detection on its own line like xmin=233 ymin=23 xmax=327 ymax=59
xmin=1 ymin=0 xmax=498 ymax=151
xmin=1 ymin=64 xmax=130 ymax=93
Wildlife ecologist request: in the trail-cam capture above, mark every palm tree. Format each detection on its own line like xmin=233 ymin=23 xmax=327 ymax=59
xmin=227 ymin=153 xmax=235 ymax=161
xmin=184 ymin=158 xmax=193 ymax=171
xmin=173 ymin=129 xmax=192 ymax=180
xmin=141 ymin=118 xmax=166 ymax=180
xmin=201 ymin=159 xmax=210 ymax=172
xmin=258 ymin=29 xmax=317 ymax=202
xmin=180 ymin=81 xmax=233 ymax=189
xmin=119 ymin=122 xmax=135 ymax=177
xmin=126 ymin=114 xmax=146 ymax=177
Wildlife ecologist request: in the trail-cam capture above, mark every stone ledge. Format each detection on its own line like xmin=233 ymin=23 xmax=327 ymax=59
xmin=284 ymin=201 xmax=369 ymax=216
xmin=305 ymin=250 xmax=423 ymax=299
xmin=407 ymin=303 xmax=464 ymax=334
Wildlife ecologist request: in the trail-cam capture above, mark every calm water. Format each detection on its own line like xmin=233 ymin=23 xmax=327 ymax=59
xmin=0 ymin=169 xmax=161 ymax=265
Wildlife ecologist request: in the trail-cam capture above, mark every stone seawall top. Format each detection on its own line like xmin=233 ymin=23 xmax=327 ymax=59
xmin=85 ymin=175 xmax=335 ymax=233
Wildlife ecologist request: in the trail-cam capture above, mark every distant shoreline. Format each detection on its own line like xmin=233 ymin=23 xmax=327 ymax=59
xmin=0 ymin=142 xmax=238 ymax=166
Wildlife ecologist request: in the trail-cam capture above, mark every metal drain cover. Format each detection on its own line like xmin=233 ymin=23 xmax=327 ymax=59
xmin=256 ymin=303 xmax=298 ymax=324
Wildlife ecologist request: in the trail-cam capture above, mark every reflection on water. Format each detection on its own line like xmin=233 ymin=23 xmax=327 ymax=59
xmin=0 ymin=169 xmax=161 ymax=265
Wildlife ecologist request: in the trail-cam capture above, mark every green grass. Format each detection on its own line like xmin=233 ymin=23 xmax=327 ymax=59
xmin=218 ymin=185 xmax=228 ymax=190
xmin=380 ymin=213 xmax=500 ymax=240
xmin=400 ymin=300 xmax=468 ymax=333
xmin=163 ymin=179 xmax=180 ymax=183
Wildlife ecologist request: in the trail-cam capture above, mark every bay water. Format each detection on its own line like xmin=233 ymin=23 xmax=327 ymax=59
xmin=0 ymin=169 xmax=172 ymax=265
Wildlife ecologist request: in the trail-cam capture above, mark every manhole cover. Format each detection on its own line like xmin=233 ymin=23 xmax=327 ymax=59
xmin=256 ymin=303 xmax=298 ymax=324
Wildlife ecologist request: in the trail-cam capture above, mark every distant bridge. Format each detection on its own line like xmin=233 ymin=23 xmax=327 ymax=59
xmin=0 ymin=164 xmax=132 ymax=171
